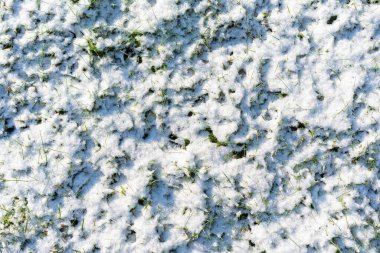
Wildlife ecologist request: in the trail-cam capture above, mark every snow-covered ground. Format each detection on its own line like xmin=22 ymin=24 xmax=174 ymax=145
xmin=0 ymin=0 xmax=379 ymax=252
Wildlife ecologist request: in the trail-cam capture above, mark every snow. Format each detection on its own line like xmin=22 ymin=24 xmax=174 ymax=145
xmin=0 ymin=0 xmax=379 ymax=252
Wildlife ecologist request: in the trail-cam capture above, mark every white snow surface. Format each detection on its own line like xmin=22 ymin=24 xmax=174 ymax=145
xmin=0 ymin=0 xmax=379 ymax=252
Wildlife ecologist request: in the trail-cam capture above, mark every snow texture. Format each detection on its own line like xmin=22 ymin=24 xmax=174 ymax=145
xmin=0 ymin=0 xmax=379 ymax=252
